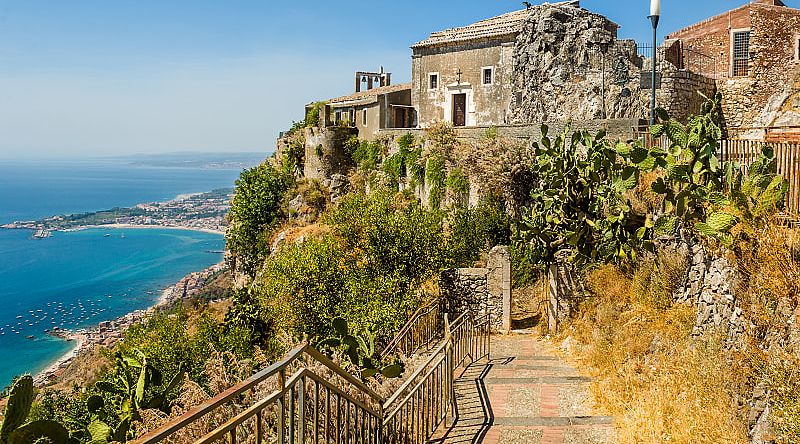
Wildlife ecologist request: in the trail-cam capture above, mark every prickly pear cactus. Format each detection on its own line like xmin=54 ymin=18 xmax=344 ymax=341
xmin=0 ymin=375 xmax=34 ymax=443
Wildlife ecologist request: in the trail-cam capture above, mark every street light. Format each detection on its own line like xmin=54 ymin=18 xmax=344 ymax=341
xmin=649 ymin=0 xmax=660 ymax=126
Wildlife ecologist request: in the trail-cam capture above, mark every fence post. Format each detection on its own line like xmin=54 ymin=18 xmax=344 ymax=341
xmin=548 ymin=263 xmax=558 ymax=335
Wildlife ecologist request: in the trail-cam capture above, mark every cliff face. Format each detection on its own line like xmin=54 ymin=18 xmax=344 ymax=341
xmin=510 ymin=4 xmax=646 ymax=123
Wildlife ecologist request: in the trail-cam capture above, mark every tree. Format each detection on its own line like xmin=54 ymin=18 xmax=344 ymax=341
xmin=226 ymin=163 xmax=292 ymax=278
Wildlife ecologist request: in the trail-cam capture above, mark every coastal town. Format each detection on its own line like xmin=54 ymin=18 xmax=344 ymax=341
xmin=34 ymin=262 xmax=228 ymax=386
xmin=1 ymin=188 xmax=232 ymax=235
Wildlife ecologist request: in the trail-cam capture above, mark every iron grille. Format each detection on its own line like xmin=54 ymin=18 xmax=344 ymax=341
xmin=732 ymin=30 xmax=751 ymax=77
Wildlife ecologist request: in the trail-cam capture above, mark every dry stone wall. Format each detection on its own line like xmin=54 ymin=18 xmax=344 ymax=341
xmin=674 ymin=242 xmax=746 ymax=342
xmin=439 ymin=246 xmax=512 ymax=332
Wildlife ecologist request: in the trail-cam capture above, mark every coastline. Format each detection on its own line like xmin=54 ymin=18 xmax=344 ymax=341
xmin=33 ymin=258 xmax=228 ymax=386
xmin=64 ymin=223 xmax=225 ymax=236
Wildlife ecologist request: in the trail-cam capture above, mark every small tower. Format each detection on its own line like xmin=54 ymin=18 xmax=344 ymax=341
xmin=354 ymin=67 xmax=392 ymax=93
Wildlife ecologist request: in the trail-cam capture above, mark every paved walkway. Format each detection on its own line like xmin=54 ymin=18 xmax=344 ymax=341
xmin=430 ymin=333 xmax=615 ymax=444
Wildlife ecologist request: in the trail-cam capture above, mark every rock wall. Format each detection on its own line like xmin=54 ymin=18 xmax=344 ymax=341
xmin=510 ymin=4 xmax=647 ymax=123
xmin=674 ymin=242 xmax=746 ymax=342
xmin=656 ymin=56 xmax=718 ymax=123
xmin=439 ymin=246 xmax=511 ymax=332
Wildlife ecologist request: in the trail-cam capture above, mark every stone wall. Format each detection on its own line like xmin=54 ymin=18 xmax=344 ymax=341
xmin=302 ymin=126 xmax=358 ymax=181
xmin=412 ymin=39 xmax=515 ymax=128
xmin=547 ymin=253 xmax=588 ymax=334
xmin=439 ymin=246 xmax=512 ymax=332
xmin=673 ymin=242 xmax=746 ymax=342
xmin=378 ymin=118 xmax=641 ymax=145
xmin=656 ymin=58 xmax=718 ymax=123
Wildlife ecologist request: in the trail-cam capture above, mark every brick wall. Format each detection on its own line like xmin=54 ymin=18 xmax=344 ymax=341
xmin=667 ymin=3 xmax=800 ymax=131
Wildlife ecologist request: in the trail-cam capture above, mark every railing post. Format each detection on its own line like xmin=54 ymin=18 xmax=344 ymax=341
xmin=278 ymin=368 xmax=286 ymax=444
xmin=299 ymin=375 xmax=306 ymax=443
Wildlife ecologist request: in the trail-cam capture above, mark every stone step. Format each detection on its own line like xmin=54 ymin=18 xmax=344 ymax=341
xmin=492 ymin=416 xmax=614 ymax=427
xmin=482 ymin=376 xmax=592 ymax=385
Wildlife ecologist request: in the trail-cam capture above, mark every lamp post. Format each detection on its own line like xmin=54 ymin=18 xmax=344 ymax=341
xmin=649 ymin=0 xmax=660 ymax=126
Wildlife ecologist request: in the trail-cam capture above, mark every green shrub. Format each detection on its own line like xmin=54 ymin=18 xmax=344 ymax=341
xmin=305 ymin=102 xmax=325 ymax=128
xmin=226 ymin=163 xmax=292 ymax=278
xmin=352 ymin=139 xmax=383 ymax=171
xmin=426 ymin=154 xmax=446 ymax=208
xmin=447 ymin=196 xmax=511 ymax=266
xmin=446 ymin=167 xmax=469 ymax=196
xmin=116 ymin=308 xmax=258 ymax=389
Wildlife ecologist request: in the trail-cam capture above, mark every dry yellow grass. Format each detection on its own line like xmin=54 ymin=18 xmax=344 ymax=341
xmin=565 ymin=264 xmax=749 ymax=444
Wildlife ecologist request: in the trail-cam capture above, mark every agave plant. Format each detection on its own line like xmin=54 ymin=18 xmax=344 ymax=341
xmin=85 ymin=349 xmax=184 ymax=443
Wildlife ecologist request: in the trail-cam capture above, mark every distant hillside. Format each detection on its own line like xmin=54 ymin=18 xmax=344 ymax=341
xmin=109 ymin=152 xmax=269 ymax=169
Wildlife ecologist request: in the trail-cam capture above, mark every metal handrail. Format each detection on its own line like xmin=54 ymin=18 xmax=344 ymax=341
xmin=380 ymin=301 xmax=443 ymax=360
xmin=134 ymin=310 xmax=491 ymax=444
xmin=382 ymin=312 xmax=491 ymax=444
xmin=133 ymin=343 xmax=383 ymax=444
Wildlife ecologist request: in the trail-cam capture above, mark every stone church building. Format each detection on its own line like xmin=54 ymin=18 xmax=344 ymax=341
xmin=410 ymin=1 xmax=652 ymax=130
xmin=411 ymin=9 xmax=523 ymax=128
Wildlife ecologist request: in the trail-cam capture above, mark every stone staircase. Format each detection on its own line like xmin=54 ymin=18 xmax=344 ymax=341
xmin=430 ymin=333 xmax=615 ymax=444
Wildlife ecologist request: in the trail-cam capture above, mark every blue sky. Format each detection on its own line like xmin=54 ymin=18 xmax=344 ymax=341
xmin=0 ymin=0 xmax=791 ymax=157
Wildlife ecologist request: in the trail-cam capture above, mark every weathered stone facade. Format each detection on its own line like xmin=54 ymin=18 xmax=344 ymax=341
xmin=667 ymin=1 xmax=800 ymax=136
xmin=412 ymin=28 xmax=517 ymax=127
xmin=510 ymin=4 xmax=647 ymax=123
xmin=302 ymin=126 xmax=357 ymax=181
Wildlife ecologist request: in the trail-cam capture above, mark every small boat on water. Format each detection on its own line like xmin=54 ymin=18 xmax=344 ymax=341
xmin=25 ymin=335 xmax=34 ymax=340
xmin=104 ymin=233 xmax=111 ymax=237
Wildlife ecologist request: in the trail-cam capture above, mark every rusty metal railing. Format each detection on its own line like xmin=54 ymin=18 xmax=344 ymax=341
xmin=380 ymin=301 xmax=443 ymax=360
xmin=133 ymin=310 xmax=490 ymax=444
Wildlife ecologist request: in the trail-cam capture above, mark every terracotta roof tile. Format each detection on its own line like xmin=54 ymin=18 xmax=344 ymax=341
xmin=327 ymin=83 xmax=412 ymax=104
xmin=412 ymin=9 xmax=529 ymax=48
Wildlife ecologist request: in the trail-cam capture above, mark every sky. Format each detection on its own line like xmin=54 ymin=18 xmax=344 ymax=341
xmin=0 ymin=0 xmax=792 ymax=158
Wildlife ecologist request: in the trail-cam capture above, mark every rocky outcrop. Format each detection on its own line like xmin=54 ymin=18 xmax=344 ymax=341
xmin=510 ymin=4 xmax=646 ymax=123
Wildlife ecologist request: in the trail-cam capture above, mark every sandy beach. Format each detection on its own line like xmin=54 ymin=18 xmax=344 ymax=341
xmin=65 ymin=223 xmax=225 ymax=236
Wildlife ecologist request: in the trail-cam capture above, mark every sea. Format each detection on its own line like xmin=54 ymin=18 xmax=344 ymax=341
xmin=0 ymin=155 xmax=261 ymax=388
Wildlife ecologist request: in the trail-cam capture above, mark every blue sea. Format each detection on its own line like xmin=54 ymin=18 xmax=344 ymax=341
xmin=0 ymin=157 xmax=258 ymax=387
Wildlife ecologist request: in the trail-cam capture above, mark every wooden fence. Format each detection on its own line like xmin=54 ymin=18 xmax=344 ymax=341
xmin=636 ymin=135 xmax=800 ymax=214
xmin=717 ymin=140 xmax=800 ymax=214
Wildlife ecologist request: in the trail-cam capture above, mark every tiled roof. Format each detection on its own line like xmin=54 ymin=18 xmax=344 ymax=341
xmin=412 ymin=9 xmax=529 ymax=48
xmin=412 ymin=1 xmax=584 ymax=49
xmin=327 ymin=82 xmax=412 ymax=105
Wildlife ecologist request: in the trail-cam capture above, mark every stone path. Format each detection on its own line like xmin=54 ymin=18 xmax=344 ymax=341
xmin=430 ymin=333 xmax=615 ymax=444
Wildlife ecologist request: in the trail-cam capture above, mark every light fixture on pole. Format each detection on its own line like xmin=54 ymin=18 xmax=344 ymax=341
xmin=649 ymin=0 xmax=660 ymax=126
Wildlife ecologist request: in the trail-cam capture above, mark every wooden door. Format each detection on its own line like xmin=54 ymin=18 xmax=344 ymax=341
xmin=452 ymin=94 xmax=466 ymax=127
xmin=394 ymin=108 xmax=406 ymax=128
